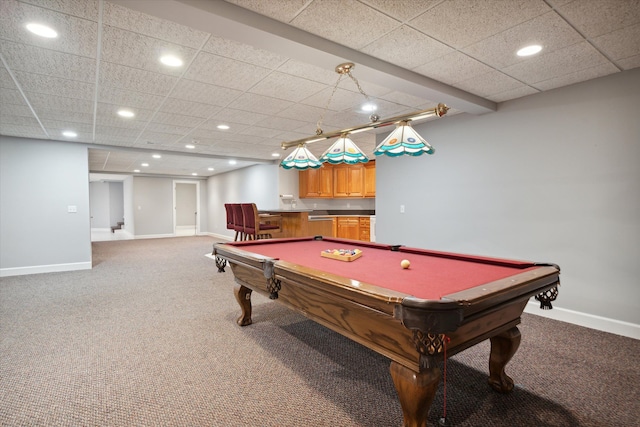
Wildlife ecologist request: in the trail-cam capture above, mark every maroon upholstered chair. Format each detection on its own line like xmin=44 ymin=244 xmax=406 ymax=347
xmin=224 ymin=203 xmax=238 ymax=241
xmin=241 ymin=203 xmax=281 ymax=240
xmin=231 ymin=204 xmax=245 ymax=241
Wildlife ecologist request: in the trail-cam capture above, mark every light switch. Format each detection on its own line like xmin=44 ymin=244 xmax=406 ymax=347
xmin=400 ymin=205 xmax=405 ymax=213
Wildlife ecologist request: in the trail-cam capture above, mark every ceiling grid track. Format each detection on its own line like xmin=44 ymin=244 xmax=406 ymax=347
xmin=91 ymin=0 xmax=105 ymax=142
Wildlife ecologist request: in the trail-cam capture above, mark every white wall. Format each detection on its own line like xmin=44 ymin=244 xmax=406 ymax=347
xmin=376 ymin=69 xmax=640 ymax=327
xmin=90 ymin=181 xmax=110 ymax=228
xmin=109 ymin=182 xmax=124 ymax=226
xmin=0 ymin=136 xmax=92 ymax=276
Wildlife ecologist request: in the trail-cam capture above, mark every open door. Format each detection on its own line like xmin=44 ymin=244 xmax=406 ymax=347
xmin=173 ymin=181 xmax=200 ymax=236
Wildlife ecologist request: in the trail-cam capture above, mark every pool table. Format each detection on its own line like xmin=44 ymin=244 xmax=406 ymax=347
xmin=213 ymin=236 xmax=560 ymax=427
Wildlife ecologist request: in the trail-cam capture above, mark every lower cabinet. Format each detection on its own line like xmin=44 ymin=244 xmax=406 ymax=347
xmin=336 ymin=216 xmax=370 ymax=241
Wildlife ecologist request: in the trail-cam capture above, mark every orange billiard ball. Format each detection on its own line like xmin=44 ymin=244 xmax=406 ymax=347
xmin=401 ymin=259 xmax=411 ymax=269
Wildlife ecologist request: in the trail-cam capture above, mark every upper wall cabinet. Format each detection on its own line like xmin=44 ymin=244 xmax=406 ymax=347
xmin=299 ymin=161 xmax=375 ymax=199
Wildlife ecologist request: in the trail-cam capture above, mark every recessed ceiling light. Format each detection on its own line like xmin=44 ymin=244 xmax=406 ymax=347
xmin=517 ymin=44 xmax=542 ymax=57
xmin=361 ymin=103 xmax=377 ymax=112
xmin=229 ymin=160 xmax=237 ymax=165
xmin=26 ymin=23 xmax=58 ymax=38
xmin=160 ymin=54 xmax=183 ymax=67
xmin=62 ymin=130 xmax=77 ymax=138
xmin=207 ymin=167 xmax=214 ymax=171
xmin=191 ymin=172 xmax=198 ymax=176
xmin=117 ymin=109 xmax=135 ymax=118
xmin=152 ymin=154 xmax=161 ymax=159
xmin=133 ymin=169 xmax=140 ymax=173
xmin=272 ymin=153 xmax=280 ymax=157
xmin=217 ymin=124 xmax=230 ymax=130
xmin=141 ymin=163 xmax=149 ymax=167
xmin=185 ymin=144 xmax=195 ymax=149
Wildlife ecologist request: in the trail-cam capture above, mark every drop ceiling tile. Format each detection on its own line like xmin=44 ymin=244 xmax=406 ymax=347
xmin=15 ymin=71 xmax=94 ymax=100
xmin=101 ymin=25 xmax=198 ymax=77
xmin=0 ymin=41 xmax=96 ymax=82
xmin=238 ymin=126 xmax=282 ymax=138
xmin=210 ymin=107 xmax=269 ymax=126
xmin=202 ymin=35 xmax=288 ymax=69
xmin=197 ymin=120 xmax=248 ymax=134
xmin=1 ymin=87 xmax=26 ymax=104
xmin=192 ymin=127 xmax=250 ymax=142
xmin=361 ymin=25 xmax=453 ymax=70
xmin=290 ymin=0 xmax=400 ymax=50
xmin=222 ymin=0 xmax=311 ymax=23
xmin=555 ymin=0 xmax=640 ymax=38
xmin=95 ymin=115 xmax=147 ymax=130
xmin=41 ymin=120 xmax=93 ymax=133
xmin=503 ymin=41 xmax=612 ymax=84
xmin=454 ymin=70 xmax=524 ymax=97
xmin=93 ymin=133 xmax=137 ymax=145
xmin=337 ymin=76 xmax=393 ymax=98
xmin=617 ymin=54 xmax=640 ymax=70
xmin=277 ymin=103 xmax=326 ymax=122
xmin=361 ymin=0 xmax=441 ymax=22
xmin=145 ymin=122 xmax=194 ymax=137
xmin=532 ymin=62 xmax=620 ymax=91
xmin=171 ymin=79 xmax=243 ymax=106
xmin=38 ymin=109 xmax=93 ymax=124
xmin=134 ymin=130 xmax=180 ymax=144
xmin=227 ymin=93 xmax=294 ymax=115
xmin=0 ymin=114 xmax=40 ymax=126
xmin=184 ymin=52 xmax=271 ymax=91
xmin=463 ymin=12 xmax=584 ymax=70
xmin=20 ymin=0 xmax=100 ymax=21
xmin=98 ymin=86 xmax=165 ymax=110
xmin=248 ymin=71 xmax=326 ymax=102
xmin=300 ymin=87 xmax=365 ymax=111
xmin=592 ymin=23 xmax=640 ymax=63
xmin=29 ymin=93 xmax=93 ymax=113
xmin=0 ymin=124 xmax=47 ymax=138
xmin=409 ymin=0 xmax=551 ymax=48
xmin=160 ymin=98 xmax=221 ymax=119
xmin=152 ymin=111 xmax=204 ymax=128
xmin=100 ymin=62 xmax=178 ymax=95
xmin=253 ymin=115 xmax=310 ymax=132
xmin=0 ymin=66 xmax=17 ymax=89
xmin=276 ymin=60 xmax=340 ymax=85
xmin=412 ymin=51 xmax=495 ymax=85
xmin=94 ymin=125 xmax=140 ymax=138
xmin=103 ymin=2 xmax=209 ymax=48
xmin=1 ymin=103 xmax=33 ymax=118
xmin=484 ymin=85 xmax=540 ymax=103
xmin=380 ymin=91 xmax=435 ymax=109
xmin=0 ymin=0 xmax=98 ymax=57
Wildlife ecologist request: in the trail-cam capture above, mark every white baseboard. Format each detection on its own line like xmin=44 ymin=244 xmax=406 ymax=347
xmin=206 ymin=232 xmax=233 ymax=241
xmin=0 ymin=261 xmax=92 ymax=277
xmin=525 ymin=300 xmax=639 ymax=340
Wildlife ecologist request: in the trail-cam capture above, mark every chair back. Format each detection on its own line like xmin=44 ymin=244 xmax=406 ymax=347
xmin=231 ymin=204 xmax=244 ymax=234
xmin=224 ymin=204 xmax=234 ymax=230
xmin=241 ymin=203 xmax=257 ymax=238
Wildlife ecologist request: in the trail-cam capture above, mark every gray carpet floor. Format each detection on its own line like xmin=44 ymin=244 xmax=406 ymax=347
xmin=1 ymin=236 xmax=638 ymax=426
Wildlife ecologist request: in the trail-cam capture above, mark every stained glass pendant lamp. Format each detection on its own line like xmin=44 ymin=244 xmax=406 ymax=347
xmin=374 ymin=120 xmax=435 ymax=157
xmin=320 ymin=133 xmax=369 ymax=164
xmin=280 ymin=144 xmax=322 ymax=170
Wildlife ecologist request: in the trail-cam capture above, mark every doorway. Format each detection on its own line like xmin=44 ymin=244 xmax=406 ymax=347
xmin=173 ymin=181 xmax=200 ymax=236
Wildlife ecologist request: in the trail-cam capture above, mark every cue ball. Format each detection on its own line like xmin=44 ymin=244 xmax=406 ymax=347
xmin=401 ymin=259 xmax=411 ymax=269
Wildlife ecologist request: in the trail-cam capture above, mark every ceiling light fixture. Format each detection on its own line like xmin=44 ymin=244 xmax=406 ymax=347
xmin=62 ymin=130 xmax=77 ymax=138
xmin=185 ymin=144 xmax=195 ymax=149
xmin=160 ymin=54 xmax=183 ymax=67
xmin=141 ymin=163 xmax=149 ymax=167
xmin=117 ymin=109 xmax=135 ymax=118
xmin=228 ymin=160 xmax=237 ymax=165
xmin=217 ymin=124 xmax=230 ymax=130
xmin=280 ymin=63 xmax=448 ymax=169
xmin=208 ymin=167 xmax=214 ymax=171
xmin=152 ymin=154 xmax=161 ymax=159
xmin=517 ymin=44 xmax=542 ymax=57
xmin=191 ymin=172 xmax=198 ymax=176
xmin=26 ymin=23 xmax=58 ymax=38
xmin=134 ymin=169 xmax=140 ymax=173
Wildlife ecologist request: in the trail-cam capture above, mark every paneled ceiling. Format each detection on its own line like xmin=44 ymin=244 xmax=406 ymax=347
xmin=1 ymin=0 xmax=638 ymax=178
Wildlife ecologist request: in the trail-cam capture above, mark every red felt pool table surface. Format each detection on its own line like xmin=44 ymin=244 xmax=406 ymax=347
xmin=228 ymin=237 xmax=538 ymax=300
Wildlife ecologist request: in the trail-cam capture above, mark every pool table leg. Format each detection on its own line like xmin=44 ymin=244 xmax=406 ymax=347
xmin=488 ymin=326 xmax=521 ymax=393
xmin=233 ymin=284 xmax=253 ymax=326
xmin=390 ymin=361 xmax=440 ymax=427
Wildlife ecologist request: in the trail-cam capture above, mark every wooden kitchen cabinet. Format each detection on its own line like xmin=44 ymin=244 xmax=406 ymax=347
xmin=333 ymin=164 xmax=364 ymax=198
xmin=359 ymin=217 xmax=370 ymax=242
xmin=299 ymin=166 xmax=333 ymax=198
xmin=336 ymin=217 xmax=360 ymax=240
xmin=363 ymin=161 xmax=376 ymax=198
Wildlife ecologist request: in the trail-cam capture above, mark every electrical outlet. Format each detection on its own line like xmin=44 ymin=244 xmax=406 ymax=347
xmin=67 ymin=205 xmax=77 ymax=213
xmin=400 ymin=205 xmax=405 ymax=213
